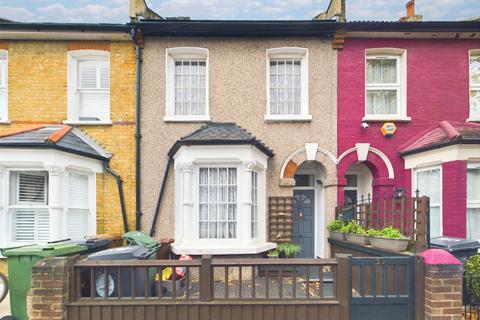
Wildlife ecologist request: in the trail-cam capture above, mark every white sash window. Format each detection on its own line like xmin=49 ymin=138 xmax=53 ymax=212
xmin=414 ymin=167 xmax=442 ymax=238
xmin=469 ymin=51 xmax=480 ymax=120
xmin=67 ymin=173 xmax=90 ymax=240
xmin=198 ymin=167 xmax=237 ymax=239
xmin=251 ymin=171 xmax=258 ymax=238
xmin=67 ymin=50 xmax=110 ymax=124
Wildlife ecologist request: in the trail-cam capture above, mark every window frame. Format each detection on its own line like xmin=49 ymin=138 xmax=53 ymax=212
xmin=364 ymin=48 xmax=409 ymax=122
xmin=467 ymin=162 xmax=480 ymax=240
xmin=468 ymin=50 xmax=480 ymax=122
xmin=412 ymin=165 xmax=443 ymax=238
xmin=0 ymin=49 xmax=8 ymax=123
xmin=251 ymin=170 xmax=258 ymax=239
xmin=265 ymin=47 xmax=311 ymax=122
xmin=66 ymin=50 xmax=111 ymax=125
xmin=164 ymin=47 xmax=210 ymax=122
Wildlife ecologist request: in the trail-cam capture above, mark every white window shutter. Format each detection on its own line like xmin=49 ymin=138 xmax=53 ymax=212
xmin=78 ymin=60 xmax=110 ymax=121
xmin=17 ymin=172 xmax=48 ymax=204
xmin=68 ymin=173 xmax=89 ymax=240
xmin=14 ymin=208 xmax=50 ymax=243
xmin=14 ymin=209 xmax=35 ymax=242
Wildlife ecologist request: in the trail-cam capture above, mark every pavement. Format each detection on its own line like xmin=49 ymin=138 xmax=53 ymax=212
xmin=0 ymin=294 xmax=10 ymax=317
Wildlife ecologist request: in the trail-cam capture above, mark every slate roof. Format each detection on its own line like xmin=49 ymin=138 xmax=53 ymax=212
xmin=0 ymin=125 xmax=111 ymax=160
xmin=168 ymin=122 xmax=274 ymax=158
xmin=400 ymin=121 xmax=480 ymax=156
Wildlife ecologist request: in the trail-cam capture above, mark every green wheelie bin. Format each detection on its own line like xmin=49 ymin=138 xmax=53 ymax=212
xmin=2 ymin=243 xmax=87 ymax=320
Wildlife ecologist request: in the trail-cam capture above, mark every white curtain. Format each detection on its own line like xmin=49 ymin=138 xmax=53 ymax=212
xmin=416 ymin=169 xmax=442 ymax=238
xmin=174 ymin=60 xmax=207 ymax=116
xmin=467 ymin=209 xmax=480 ymax=240
xmin=366 ymin=58 xmax=398 ymax=116
xmin=270 ymin=60 xmax=301 ymax=115
xmin=471 ymin=55 xmax=480 ymax=116
xmin=199 ymin=167 xmax=237 ymax=239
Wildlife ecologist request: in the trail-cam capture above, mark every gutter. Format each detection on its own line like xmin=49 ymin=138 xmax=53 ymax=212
xmin=150 ymin=157 xmax=173 ymax=237
xmin=400 ymin=138 xmax=480 ymax=156
xmin=105 ymin=160 xmax=129 ymax=233
xmin=132 ymin=27 xmax=143 ymax=231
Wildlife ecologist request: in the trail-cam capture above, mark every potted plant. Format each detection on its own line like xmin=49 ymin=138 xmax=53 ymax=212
xmin=343 ymin=221 xmax=370 ymax=245
xmin=266 ymin=249 xmax=280 ymax=258
xmin=368 ymin=226 xmax=410 ymax=252
xmin=327 ymin=219 xmax=346 ymax=241
xmin=276 ymin=243 xmax=301 ymax=258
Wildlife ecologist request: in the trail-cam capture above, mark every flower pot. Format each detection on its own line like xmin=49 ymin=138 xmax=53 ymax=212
xmin=369 ymin=236 xmax=409 ymax=252
xmin=329 ymin=230 xmax=346 ymax=241
xmin=346 ymin=233 xmax=370 ymax=245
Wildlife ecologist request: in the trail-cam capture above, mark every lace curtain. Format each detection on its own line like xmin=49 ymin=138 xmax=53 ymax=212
xmin=467 ymin=168 xmax=480 ymax=240
xmin=366 ymin=58 xmax=398 ymax=115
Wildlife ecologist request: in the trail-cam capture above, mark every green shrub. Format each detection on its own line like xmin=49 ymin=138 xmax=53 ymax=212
xmin=327 ymin=219 xmax=345 ymax=232
xmin=276 ymin=243 xmax=301 ymax=258
xmin=379 ymin=226 xmax=404 ymax=239
xmin=465 ymin=254 xmax=480 ymax=303
xmin=367 ymin=229 xmax=383 ymax=237
xmin=340 ymin=221 xmax=366 ymax=235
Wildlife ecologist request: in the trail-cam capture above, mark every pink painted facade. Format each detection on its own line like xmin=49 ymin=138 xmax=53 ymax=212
xmin=337 ymin=38 xmax=480 ymax=238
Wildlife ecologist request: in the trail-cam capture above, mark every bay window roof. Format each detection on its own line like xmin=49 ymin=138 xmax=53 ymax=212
xmin=168 ymin=122 xmax=274 ymax=158
xmin=400 ymin=121 xmax=480 ymax=156
xmin=0 ymin=125 xmax=111 ymax=160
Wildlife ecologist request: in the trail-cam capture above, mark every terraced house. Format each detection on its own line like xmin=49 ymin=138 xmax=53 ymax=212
xmin=134 ymin=16 xmax=340 ymax=258
xmin=0 ymin=23 xmax=136 ymax=273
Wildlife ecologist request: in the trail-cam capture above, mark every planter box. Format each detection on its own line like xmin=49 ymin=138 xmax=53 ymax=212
xmin=346 ymin=233 xmax=370 ymax=245
xmin=369 ymin=236 xmax=409 ymax=252
xmin=329 ymin=230 xmax=346 ymax=241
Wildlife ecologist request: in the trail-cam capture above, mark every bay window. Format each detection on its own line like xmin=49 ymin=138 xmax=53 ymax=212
xmin=467 ymin=165 xmax=480 ymax=240
xmin=469 ymin=51 xmax=480 ymax=120
xmin=165 ymin=47 xmax=209 ymax=121
xmin=67 ymin=50 xmax=110 ymax=124
xmin=266 ymin=47 xmax=310 ymax=121
xmin=365 ymin=49 xmax=408 ymax=121
xmin=0 ymin=50 xmax=7 ymax=122
xmin=414 ymin=166 xmax=442 ymax=238
xmin=172 ymin=145 xmax=274 ymax=255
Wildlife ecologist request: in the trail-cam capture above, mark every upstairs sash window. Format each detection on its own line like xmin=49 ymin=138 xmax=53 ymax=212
xmin=366 ymin=56 xmax=400 ymax=116
xmin=470 ymin=52 xmax=480 ymax=119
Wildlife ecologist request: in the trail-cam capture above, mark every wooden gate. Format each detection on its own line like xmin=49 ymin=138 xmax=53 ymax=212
xmin=349 ymin=256 xmax=416 ymax=320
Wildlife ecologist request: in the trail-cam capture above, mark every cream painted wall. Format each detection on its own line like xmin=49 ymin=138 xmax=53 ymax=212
xmin=140 ymin=38 xmax=337 ymax=248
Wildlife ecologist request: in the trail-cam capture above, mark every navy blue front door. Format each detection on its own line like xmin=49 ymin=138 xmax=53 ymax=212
xmin=293 ymin=190 xmax=315 ymax=258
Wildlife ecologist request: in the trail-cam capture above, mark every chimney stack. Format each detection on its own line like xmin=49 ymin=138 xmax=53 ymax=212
xmin=399 ymin=0 xmax=423 ymax=22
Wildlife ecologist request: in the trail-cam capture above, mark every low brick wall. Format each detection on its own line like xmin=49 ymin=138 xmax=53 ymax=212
xmin=424 ymin=264 xmax=464 ymax=320
xmin=27 ymin=256 xmax=79 ymax=320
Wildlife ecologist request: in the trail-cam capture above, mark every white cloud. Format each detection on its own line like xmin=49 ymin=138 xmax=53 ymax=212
xmin=0 ymin=6 xmax=35 ymax=21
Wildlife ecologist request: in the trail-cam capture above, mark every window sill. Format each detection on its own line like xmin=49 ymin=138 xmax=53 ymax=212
xmin=467 ymin=117 xmax=480 ymax=122
xmin=63 ymin=120 xmax=112 ymax=126
xmin=362 ymin=116 xmax=411 ymax=123
xmin=264 ymin=114 xmax=312 ymax=122
xmin=171 ymin=241 xmax=277 ymax=255
xmin=0 ymin=120 xmax=11 ymax=125
xmin=163 ymin=115 xmax=211 ymax=122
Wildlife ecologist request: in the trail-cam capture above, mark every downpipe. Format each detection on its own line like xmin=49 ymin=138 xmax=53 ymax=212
xmin=105 ymin=161 xmax=129 ymax=233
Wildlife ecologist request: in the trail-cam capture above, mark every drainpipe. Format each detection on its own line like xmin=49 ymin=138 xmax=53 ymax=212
xmin=105 ymin=160 xmax=129 ymax=233
xmin=132 ymin=27 xmax=143 ymax=231
xmin=150 ymin=157 xmax=173 ymax=237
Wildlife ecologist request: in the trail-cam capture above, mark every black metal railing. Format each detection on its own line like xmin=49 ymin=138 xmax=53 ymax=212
xmin=463 ymin=274 xmax=480 ymax=320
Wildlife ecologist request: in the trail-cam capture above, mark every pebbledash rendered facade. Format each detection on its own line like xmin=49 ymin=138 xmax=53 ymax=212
xmin=133 ymin=17 xmax=480 ymax=258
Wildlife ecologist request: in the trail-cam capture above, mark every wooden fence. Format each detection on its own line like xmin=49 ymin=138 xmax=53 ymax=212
xmin=335 ymin=195 xmax=430 ymax=251
xmin=67 ymin=255 xmax=348 ymax=320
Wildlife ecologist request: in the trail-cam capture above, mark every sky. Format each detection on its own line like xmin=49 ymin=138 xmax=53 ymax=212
xmin=0 ymin=0 xmax=478 ymax=23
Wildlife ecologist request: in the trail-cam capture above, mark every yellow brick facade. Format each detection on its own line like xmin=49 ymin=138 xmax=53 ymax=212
xmin=0 ymin=40 xmax=136 ymax=252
